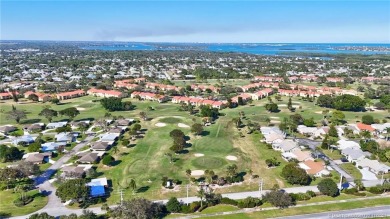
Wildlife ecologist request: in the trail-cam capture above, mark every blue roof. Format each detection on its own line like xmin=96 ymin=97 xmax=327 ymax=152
xmin=90 ymin=186 xmax=105 ymax=197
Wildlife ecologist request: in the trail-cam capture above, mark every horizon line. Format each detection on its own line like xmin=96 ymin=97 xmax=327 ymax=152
xmin=1 ymin=39 xmax=390 ymax=44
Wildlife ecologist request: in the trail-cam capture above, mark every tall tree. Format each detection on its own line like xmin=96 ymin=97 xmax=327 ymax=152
xmin=7 ymin=106 xmax=27 ymax=124
xmin=59 ymin=107 xmax=80 ymax=120
xmin=39 ymin=108 xmax=58 ymax=122
xmin=317 ymin=178 xmax=339 ymax=197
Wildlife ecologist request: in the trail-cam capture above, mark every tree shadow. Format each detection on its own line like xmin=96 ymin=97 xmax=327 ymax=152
xmin=178 ymin=149 xmax=189 ymax=154
xmin=136 ymin=186 xmax=150 ymax=193
xmin=111 ymin=160 xmax=122 ymax=166
xmin=20 ymin=118 xmax=41 ymax=124
xmin=75 ymin=117 xmax=95 ymax=122
xmin=184 ymin=136 xmax=191 ymax=141
xmin=201 ymin=131 xmax=210 ymax=136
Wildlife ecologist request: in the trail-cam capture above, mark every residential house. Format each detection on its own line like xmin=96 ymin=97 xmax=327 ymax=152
xmin=56 ymin=90 xmax=86 ymax=100
xmin=77 ymin=152 xmax=101 ymax=164
xmin=292 ymin=150 xmax=313 ymax=162
xmin=61 ymin=164 xmax=92 ymax=178
xmin=12 ymin=135 xmax=35 ymax=145
xmin=0 ymin=125 xmax=17 ymax=134
xmin=356 ymin=123 xmax=375 ymax=132
xmin=98 ymin=133 xmax=120 ymax=143
xmin=46 ymin=121 xmax=68 ymax=129
xmin=91 ymin=142 xmax=110 ymax=151
xmin=273 ymin=139 xmax=298 ymax=152
xmin=87 ymin=177 xmax=108 ymax=197
xmin=337 ymin=139 xmax=360 ymax=150
xmin=264 ymin=132 xmax=285 ymax=144
xmin=24 ymin=91 xmax=52 ymax=102
xmin=0 ymin=92 xmax=13 ymax=100
xmin=299 ymin=160 xmax=330 ymax=177
xmin=24 ymin=123 xmax=44 ymax=132
xmin=341 ymin=147 xmax=371 ymax=163
xmin=87 ymin=88 xmax=124 ymax=98
xmin=55 ymin=132 xmax=77 ymax=143
xmin=23 ymin=152 xmax=52 ymax=164
xmin=41 ymin=142 xmax=67 ymax=152
xmin=356 ymin=158 xmax=390 ymax=174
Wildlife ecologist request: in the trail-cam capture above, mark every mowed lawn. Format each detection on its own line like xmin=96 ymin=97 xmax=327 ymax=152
xmin=0 ymin=189 xmax=48 ymax=217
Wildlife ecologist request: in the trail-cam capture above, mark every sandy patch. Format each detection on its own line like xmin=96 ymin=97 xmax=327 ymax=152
xmin=270 ymin=116 xmax=279 ymax=119
xmin=155 ymin=122 xmax=167 ymax=127
xmin=76 ymin=107 xmax=86 ymax=111
xmin=270 ymin=120 xmax=281 ymax=124
xmin=191 ymin=170 xmax=205 ymax=176
xmin=178 ymin=123 xmax=190 ymax=128
xmin=278 ymin=104 xmax=287 ymax=107
xmin=292 ymin=105 xmax=300 ymax=108
xmin=194 ymin=153 xmax=204 ymax=157
xmin=293 ymin=101 xmax=301 ymax=104
xmin=226 ymin=155 xmax=238 ymax=161
xmin=315 ymin=111 xmax=323 ymax=114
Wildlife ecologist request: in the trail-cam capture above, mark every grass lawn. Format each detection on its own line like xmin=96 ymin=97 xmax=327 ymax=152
xmin=194 ymin=197 xmax=390 ymax=219
xmin=340 ymin=163 xmax=362 ymax=179
xmin=199 ymin=205 xmax=240 ymax=214
xmin=322 ymin=149 xmax=343 ymax=160
xmin=0 ymin=189 xmax=48 ymax=217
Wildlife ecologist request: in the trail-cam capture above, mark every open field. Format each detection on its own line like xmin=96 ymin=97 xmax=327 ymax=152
xmin=0 ymin=189 xmax=48 ymax=217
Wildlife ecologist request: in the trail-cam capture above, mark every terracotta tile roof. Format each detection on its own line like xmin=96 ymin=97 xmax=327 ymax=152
xmin=357 ymin=123 xmax=375 ymax=132
xmin=303 ymin=160 xmax=326 ymax=175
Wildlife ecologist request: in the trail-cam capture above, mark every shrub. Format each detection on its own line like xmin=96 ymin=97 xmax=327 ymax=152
xmin=189 ymin=201 xmax=200 ymax=212
xmin=306 ymin=190 xmax=316 ymax=197
xmin=13 ymin=196 xmax=33 ymax=207
xmin=198 ymin=205 xmax=208 ymax=212
xmin=180 ymin=204 xmax=191 ymax=214
xmin=220 ymin=197 xmax=238 ymax=206
xmin=343 ymin=188 xmax=358 ymax=194
xmin=166 ymin=197 xmax=181 ymax=213
xmin=237 ymin=197 xmax=262 ymax=208
xmin=368 ymin=186 xmax=384 ymax=194
xmin=290 ymin=192 xmax=311 ymax=201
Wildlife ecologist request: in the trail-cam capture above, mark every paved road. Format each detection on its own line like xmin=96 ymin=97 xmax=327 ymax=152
xmin=272 ymin=205 xmax=390 ymax=219
xmin=296 ymin=138 xmax=354 ymax=182
xmin=27 ymin=136 xmax=95 ymax=216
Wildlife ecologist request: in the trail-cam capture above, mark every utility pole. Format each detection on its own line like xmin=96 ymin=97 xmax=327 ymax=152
xmin=381 ymin=172 xmax=384 ymax=185
xmin=259 ymin=178 xmax=264 ymax=198
xmin=339 ymin=174 xmax=343 ymax=190
xmin=186 ymin=184 xmax=189 ymax=205
xmin=119 ymin=189 xmax=124 ymax=205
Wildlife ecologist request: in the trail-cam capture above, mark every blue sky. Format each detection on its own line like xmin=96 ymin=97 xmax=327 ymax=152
xmin=1 ymin=1 xmax=389 ymax=43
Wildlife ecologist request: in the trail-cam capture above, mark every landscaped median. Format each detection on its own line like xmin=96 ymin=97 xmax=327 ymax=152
xmin=166 ymin=195 xmax=390 ymax=219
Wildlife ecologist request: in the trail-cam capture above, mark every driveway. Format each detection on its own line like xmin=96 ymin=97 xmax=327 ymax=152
xmin=359 ymin=168 xmax=378 ymax=181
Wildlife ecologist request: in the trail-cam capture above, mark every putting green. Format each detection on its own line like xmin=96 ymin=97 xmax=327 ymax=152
xmin=191 ymin=156 xmax=227 ymax=169
xmin=159 ymin=117 xmax=182 ymax=124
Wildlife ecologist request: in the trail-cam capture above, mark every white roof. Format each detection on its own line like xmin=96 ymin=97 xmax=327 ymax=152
xmin=87 ymin=177 xmax=108 ymax=187
xmin=337 ymin=139 xmax=360 ymax=150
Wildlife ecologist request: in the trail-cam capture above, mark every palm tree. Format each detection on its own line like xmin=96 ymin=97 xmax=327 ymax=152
xmin=185 ymin=169 xmax=191 ymax=178
xmin=139 ymin=111 xmax=147 ymax=121
xmin=197 ymin=187 xmax=206 ymax=207
xmin=129 ymin=178 xmax=137 ymax=195
xmin=112 ymin=145 xmax=119 ymax=154
xmin=385 ymin=127 xmax=390 ymax=141
xmin=354 ymin=179 xmax=364 ymax=191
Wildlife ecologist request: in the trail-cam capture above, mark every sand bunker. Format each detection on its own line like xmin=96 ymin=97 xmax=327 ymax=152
xmin=270 ymin=120 xmax=281 ymax=124
xmin=293 ymin=105 xmax=300 ymax=108
xmin=191 ymin=170 xmax=205 ymax=176
xmin=155 ymin=122 xmax=167 ymax=127
xmin=76 ymin=107 xmax=86 ymax=111
xmin=226 ymin=155 xmax=238 ymax=161
xmin=178 ymin=123 xmax=190 ymax=128
xmin=278 ymin=104 xmax=287 ymax=107
xmin=194 ymin=153 xmax=204 ymax=157
xmin=315 ymin=111 xmax=323 ymax=114
xmin=270 ymin=116 xmax=279 ymax=119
